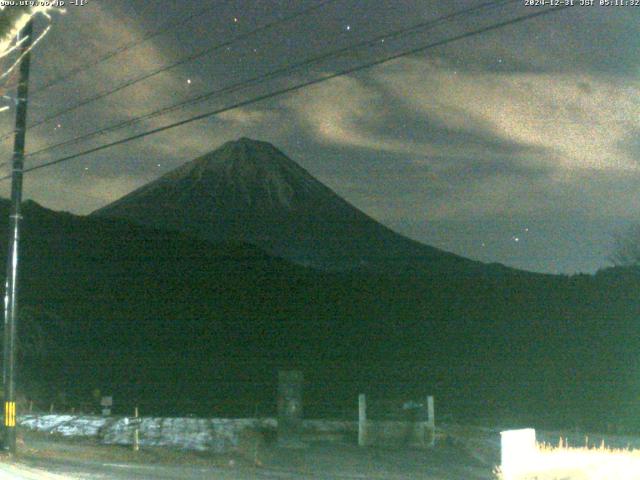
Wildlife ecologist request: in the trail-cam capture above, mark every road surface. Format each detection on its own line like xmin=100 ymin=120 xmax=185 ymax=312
xmin=0 ymin=462 xmax=77 ymax=479
xmin=2 ymin=430 xmax=495 ymax=479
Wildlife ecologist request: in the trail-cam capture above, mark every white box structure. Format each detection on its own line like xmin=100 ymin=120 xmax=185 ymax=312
xmin=500 ymin=428 xmax=537 ymax=478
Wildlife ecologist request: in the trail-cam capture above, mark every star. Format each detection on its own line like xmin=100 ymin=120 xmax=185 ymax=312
xmin=345 ymin=25 xmax=351 ymax=31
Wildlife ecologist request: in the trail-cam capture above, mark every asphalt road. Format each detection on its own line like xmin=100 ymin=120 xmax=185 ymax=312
xmin=3 ymin=428 xmax=495 ymax=480
xmin=2 ymin=442 xmax=494 ymax=480
xmin=0 ymin=462 xmax=78 ymax=480
xmin=3 ymin=460 xmax=256 ymax=479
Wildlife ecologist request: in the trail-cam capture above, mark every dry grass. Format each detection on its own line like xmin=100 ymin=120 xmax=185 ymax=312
xmin=495 ymin=437 xmax=640 ymax=480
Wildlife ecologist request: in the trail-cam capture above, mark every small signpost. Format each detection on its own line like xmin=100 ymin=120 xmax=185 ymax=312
xmin=100 ymin=396 xmax=112 ymax=416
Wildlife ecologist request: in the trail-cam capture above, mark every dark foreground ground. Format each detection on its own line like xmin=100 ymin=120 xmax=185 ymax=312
xmin=0 ymin=430 xmax=494 ymax=479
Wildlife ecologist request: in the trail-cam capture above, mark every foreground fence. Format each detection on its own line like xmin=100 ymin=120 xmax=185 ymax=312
xmin=357 ymin=393 xmax=435 ymax=448
xmin=18 ymin=414 xmax=360 ymax=452
xmin=17 ymin=395 xmax=436 ymax=453
xmin=17 ymin=371 xmax=438 ymax=452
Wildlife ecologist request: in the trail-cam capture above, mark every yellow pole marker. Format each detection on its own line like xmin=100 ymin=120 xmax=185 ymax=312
xmin=4 ymin=401 xmax=15 ymax=427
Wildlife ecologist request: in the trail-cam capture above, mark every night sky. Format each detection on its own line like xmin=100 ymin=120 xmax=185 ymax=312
xmin=0 ymin=0 xmax=638 ymax=274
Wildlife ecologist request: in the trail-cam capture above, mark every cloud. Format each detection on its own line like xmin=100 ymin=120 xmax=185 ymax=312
xmin=283 ymin=76 xmax=427 ymax=155
xmin=287 ymin=54 xmax=638 ymax=171
xmin=285 ymin=41 xmax=640 ymax=173
xmin=378 ymin=58 xmax=640 ymax=172
xmin=0 ymin=167 xmax=141 ymax=214
xmin=284 ymin=73 xmax=537 ymax=164
xmin=218 ymin=107 xmax=272 ymax=126
xmin=278 ymin=52 xmax=640 ymax=238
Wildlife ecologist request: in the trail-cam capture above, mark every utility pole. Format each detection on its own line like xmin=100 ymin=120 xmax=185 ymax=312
xmin=3 ymin=19 xmax=33 ymax=454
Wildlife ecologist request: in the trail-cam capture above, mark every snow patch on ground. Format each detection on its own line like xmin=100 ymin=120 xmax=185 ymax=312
xmin=19 ymin=415 xmax=430 ymax=453
xmin=19 ymin=415 xmax=279 ymax=452
xmin=20 ymin=414 xmax=106 ymax=437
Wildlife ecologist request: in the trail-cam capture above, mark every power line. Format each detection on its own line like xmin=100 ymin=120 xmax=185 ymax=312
xmin=3 ymin=5 xmax=571 ymax=181
xmin=31 ymin=2 xmax=222 ymax=94
xmin=0 ymin=0 xmax=337 ymax=143
xmin=26 ymin=0 xmax=515 ymax=159
xmin=15 ymin=5 xmax=571 ymax=178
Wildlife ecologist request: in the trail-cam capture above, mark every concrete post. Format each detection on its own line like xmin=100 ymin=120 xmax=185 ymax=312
xmin=133 ymin=406 xmax=139 ymax=452
xmin=427 ymin=396 xmax=435 ymax=447
xmin=358 ymin=394 xmax=367 ymax=446
xmin=277 ymin=370 xmax=304 ymax=448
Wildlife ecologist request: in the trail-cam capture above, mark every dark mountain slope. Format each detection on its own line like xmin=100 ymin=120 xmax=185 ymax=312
xmin=0 ymin=200 xmax=635 ymax=429
xmin=92 ymin=138 xmax=492 ymax=274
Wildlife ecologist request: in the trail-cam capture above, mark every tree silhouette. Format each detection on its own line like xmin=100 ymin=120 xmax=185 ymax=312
xmin=610 ymin=224 xmax=640 ymax=267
